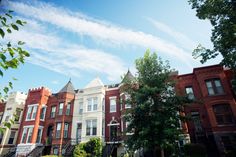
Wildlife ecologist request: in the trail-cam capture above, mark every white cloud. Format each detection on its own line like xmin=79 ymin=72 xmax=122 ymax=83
xmin=6 ymin=0 xmax=195 ymax=67
xmin=147 ymin=17 xmax=197 ymax=51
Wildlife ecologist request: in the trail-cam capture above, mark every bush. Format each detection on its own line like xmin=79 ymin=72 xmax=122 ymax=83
xmin=183 ymin=143 xmax=207 ymax=157
xmin=42 ymin=156 xmax=59 ymax=157
xmin=73 ymin=137 xmax=102 ymax=157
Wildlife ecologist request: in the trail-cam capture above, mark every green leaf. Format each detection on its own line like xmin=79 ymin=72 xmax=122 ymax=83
xmin=3 ymin=87 xmax=9 ymax=94
xmin=17 ymin=41 xmax=25 ymax=45
xmin=7 ymin=28 xmax=12 ymax=33
xmin=0 ymin=53 xmax=7 ymax=62
xmin=7 ymin=42 xmax=11 ymax=47
xmin=8 ymin=48 xmax=15 ymax=57
xmin=4 ymin=122 xmax=11 ymax=129
xmin=16 ymin=20 xmax=23 ymax=26
xmin=5 ymin=13 xmax=12 ymax=19
xmin=12 ymin=77 xmax=17 ymax=81
xmin=8 ymin=10 xmax=14 ymax=13
xmin=0 ymin=70 xmax=3 ymax=77
xmin=2 ymin=17 xmax=7 ymax=23
xmin=8 ymin=82 xmax=13 ymax=89
xmin=11 ymin=24 xmax=19 ymax=30
xmin=0 ymin=28 xmax=5 ymax=38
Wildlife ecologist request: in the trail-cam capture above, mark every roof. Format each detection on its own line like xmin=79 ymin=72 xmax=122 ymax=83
xmin=85 ymin=77 xmax=104 ymax=88
xmin=59 ymin=80 xmax=75 ymax=94
xmin=121 ymin=70 xmax=134 ymax=83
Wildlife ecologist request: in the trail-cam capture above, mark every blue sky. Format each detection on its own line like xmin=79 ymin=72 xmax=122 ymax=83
xmin=0 ymin=0 xmax=220 ymax=93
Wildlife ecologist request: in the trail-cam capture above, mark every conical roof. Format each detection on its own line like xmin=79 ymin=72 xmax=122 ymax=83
xmin=59 ymin=80 xmax=75 ymax=94
xmin=122 ymin=70 xmax=134 ymax=83
xmin=85 ymin=77 xmax=104 ymax=88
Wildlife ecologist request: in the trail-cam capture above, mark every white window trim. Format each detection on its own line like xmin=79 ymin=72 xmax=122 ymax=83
xmin=86 ymin=119 xmax=97 ymax=136
xmin=109 ymin=97 xmax=117 ymax=113
xmin=107 ymin=123 xmax=120 ymax=126
xmin=26 ymin=105 xmax=38 ymax=121
xmin=87 ymin=97 xmax=98 ymax=112
xmin=27 ymin=104 xmax=38 ymax=107
xmin=36 ymin=126 xmax=44 ymax=144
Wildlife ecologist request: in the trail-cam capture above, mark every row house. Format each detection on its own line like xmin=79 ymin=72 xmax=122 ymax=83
xmin=0 ymin=92 xmax=27 ymax=156
xmin=71 ymin=77 xmax=105 ymax=143
xmin=176 ymin=65 xmax=236 ymax=157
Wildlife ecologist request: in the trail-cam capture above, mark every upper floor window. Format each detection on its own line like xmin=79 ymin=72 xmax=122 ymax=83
xmin=5 ymin=115 xmax=10 ymax=122
xmin=79 ymin=101 xmax=83 ymax=114
xmin=213 ymin=104 xmax=234 ymax=125
xmin=14 ymin=108 xmax=22 ymax=122
xmin=206 ymin=79 xmax=224 ymax=95
xmin=185 ymin=86 xmax=195 ymax=100
xmin=64 ymin=123 xmax=69 ymax=138
xmin=56 ymin=123 xmax=61 ymax=138
xmin=26 ymin=105 xmax=38 ymax=121
xmin=51 ymin=106 xmax=56 ymax=118
xmin=87 ymin=97 xmax=98 ymax=112
xmin=125 ymin=95 xmax=131 ymax=109
xmin=40 ymin=106 xmax=46 ymax=120
xmin=109 ymin=97 xmax=116 ymax=112
xmin=8 ymin=131 xmax=16 ymax=144
xmin=86 ymin=119 xmax=97 ymax=136
xmin=58 ymin=103 xmax=64 ymax=115
xmin=66 ymin=103 xmax=71 ymax=115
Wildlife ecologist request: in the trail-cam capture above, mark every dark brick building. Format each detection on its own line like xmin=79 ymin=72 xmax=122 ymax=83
xmin=176 ymin=65 xmax=236 ymax=156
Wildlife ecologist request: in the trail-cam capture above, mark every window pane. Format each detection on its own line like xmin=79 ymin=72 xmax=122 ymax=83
xmin=87 ymin=99 xmax=92 ymax=111
xmin=26 ymin=107 xmax=32 ymax=120
xmin=32 ymin=106 xmax=38 ymax=119
xmin=214 ymin=80 xmax=224 ymax=94
xmin=92 ymin=120 xmax=97 ymax=135
xmin=66 ymin=103 xmax=70 ymax=115
xmin=8 ymin=131 xmax=15 ymax=144
xmin=86 ymin=120 xmax=91 ymax=135
xmin=27 ymin=128 xmax=33 ymax=143
xmin=93 ymin=98 xmax=98 ymax=111
xmin=36 ymin=129 xmax=42 ymax=143
xmin=206 ymin=81 xmax=215 ymax=95
xmin=40 ymin=107 xmax=46 ymax=120
xmin=51 ymin=106 xmax=56 ymax=118
xmin=110 ymin=98 xmax=116 ymax=112
xmin=185 ymin=87 xmax=195 ymax=100
xmin=59 ymin=103 xmax=63 ymax=115
xmin=213 ymin=104 xmax=234 ymax=125
xmin=21 ymin=128 xmax=27 ymax=143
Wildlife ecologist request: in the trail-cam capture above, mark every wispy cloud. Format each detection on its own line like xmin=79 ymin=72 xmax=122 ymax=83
xmin=147 ymin=17 xmax=197 ymax=51
xmin=6 ymin=0 xmax=195 ymax=67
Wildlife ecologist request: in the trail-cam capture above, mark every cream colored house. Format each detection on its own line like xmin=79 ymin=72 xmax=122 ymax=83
xmin=71 ymin=77 xmax=105 ymax=143
xmin=0 ymin=92 xmax=27 ymax=155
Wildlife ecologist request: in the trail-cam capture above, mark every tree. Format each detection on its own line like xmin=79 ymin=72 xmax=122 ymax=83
xmin=73 ymin=138 xmax=102 ymax=157
xmin=121 ymin=50 xmax=189 ymax=157
xmin=189 ymin=0 xmax=236 ymax=88
xmin=0 ymin=10 xmax=29 ymax=132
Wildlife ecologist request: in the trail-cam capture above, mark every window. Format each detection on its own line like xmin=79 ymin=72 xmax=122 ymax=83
xmin=14 ymin=108 xmax=21 ymax=122
xmin=221 ymin=136 xmax=233 ymax=151
xmin=21 ymin=128 xmax=27 ymax=143
xmin=56 ymin=123 xmax=61 ymax=138
xmin=8 ymin=131 xmax=16 ymax=144
xmin=79 ymin=101 xmax=83 ymax=114
xmin=110 ymin=97 xmax=116 ymax=112
xmin=66 ymin=103 xmax=71 ymax=115
xmin=206 ymin=79 xmax=224 ymax=95
xmin=51 ymin=106 xmax=56 ymax=118
xmin=53 ymin=147 xmax=59 ymax=155
xmin=58 ymin=103 xmax=64 ymax=115
xmin=26 ymin=106 xmax=33 ymax=120
xmin=185 ymin=86 xmax=195 ymax=100
xmin=191 ymin=112 xmax=203 ymax=132
xmin=40 ymin=107 xmax=46 ymax=120
xmin=31 ymin=106 xmax=38 ymax=119
xmin=86 ymin=119 xmax=97 ymax=136
xmin=36 ymin=128 xmax=43 ymax=143
xmin=5 ymin=115 xmax=10 ymax=122
xmin=125 ymin=95 xmax=131 ymax=109
xmin=64 ymin=123 xmax=69 ymax=138
xmin=0 ymin=132 xmax=3 ymax=144
xmin=87 ymin=98 xmax=98 ymax=111
xmin=213 ymin=104 xmax=234 ymax=125
xmin=27 ymin=127 xmax=33 ymax=143
xmin=26 ymin=105 xmax=38 ymax=120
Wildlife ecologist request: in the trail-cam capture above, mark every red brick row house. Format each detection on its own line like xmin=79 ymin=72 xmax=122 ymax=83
xmin=176 ymin=65 xmax=236 ymax=157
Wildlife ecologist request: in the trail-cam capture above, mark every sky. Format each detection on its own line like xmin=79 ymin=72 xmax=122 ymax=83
xmin=0 ymin=0 xmax=221 ymax=93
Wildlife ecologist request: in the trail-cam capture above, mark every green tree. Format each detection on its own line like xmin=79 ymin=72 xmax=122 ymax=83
xmin=121 ymin=50 xmax=189 ymax=157
xmin=189 ymin=0 xmax=236 ymax=88
xmin=0 ymin=10 xmax=29 ymax=132
xmin=73 ymin=138 xmax=102 ymax=157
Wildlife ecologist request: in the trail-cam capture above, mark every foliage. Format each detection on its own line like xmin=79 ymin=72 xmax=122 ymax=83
xmin=189 ymin=0 xmax=236 ymax=89
xmin=121 ymin=50 xmax=190 ymax=157
xmin=73 ymin=138 xmax=102 ymax=157
xmin=183 ymin=143 xmax=207 ymax=157
xmin=42 ymin=156 xmax=60 ymax=157
xmin=0 ymin=10 xmax=29 ymax=131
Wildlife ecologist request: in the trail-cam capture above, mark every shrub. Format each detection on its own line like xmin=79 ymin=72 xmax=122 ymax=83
xmin=73 ymin=137 xmax=102 ymax=157
xmin=184 ymin=143 xmax=207 ymax=157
